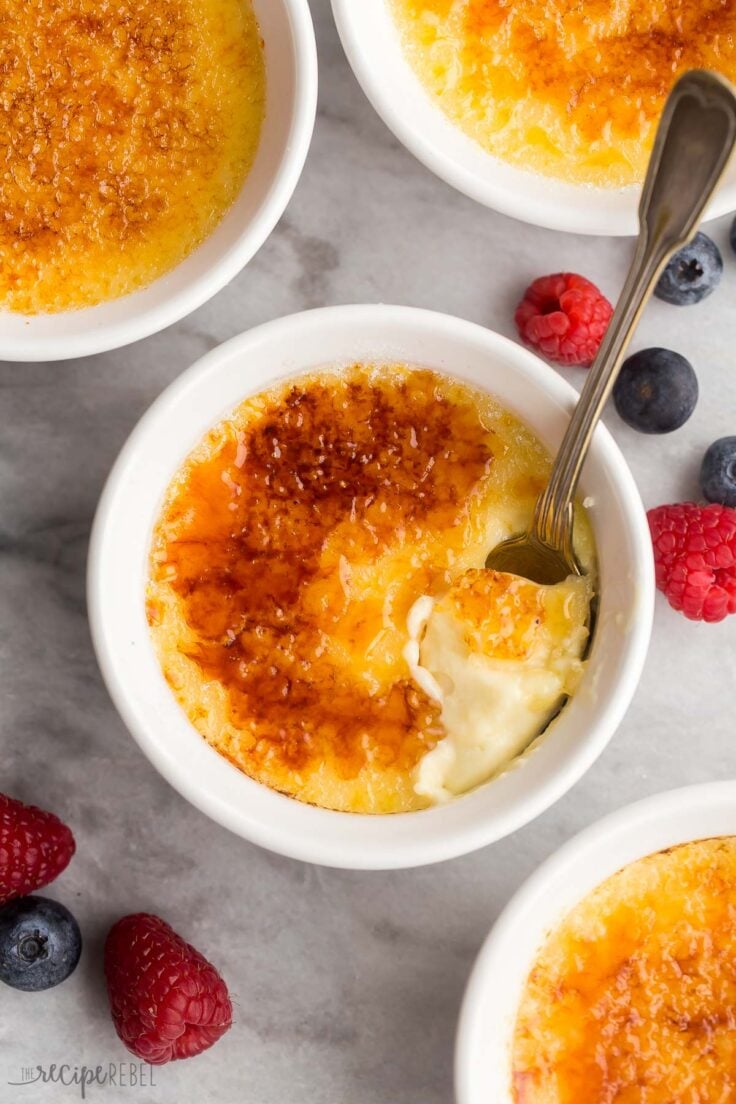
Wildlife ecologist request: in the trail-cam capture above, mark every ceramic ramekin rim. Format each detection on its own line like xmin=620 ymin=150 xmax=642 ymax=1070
xmin=87 ymin=303 xmax=654 ymax=869
xmin=2 ymin=0 xmax=318 ymax=362
xmin=455 ymin=780 xmax=736 ymax=1103
xmin=331 ymin=0 xmax=736 ymax=236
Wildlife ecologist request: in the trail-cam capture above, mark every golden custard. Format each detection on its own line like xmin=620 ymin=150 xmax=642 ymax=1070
xmin=413 ymin=570 xmax=591 ymax=802
xmin=512 ymin=838 xmax=736 ymax=1104
xmin=389 ymin=0 xmax=736 ymax=187
xmin=147 ymin=364 xmax=594 ymax=814
xmin=0 ymin=0 xmax=265 ymax=313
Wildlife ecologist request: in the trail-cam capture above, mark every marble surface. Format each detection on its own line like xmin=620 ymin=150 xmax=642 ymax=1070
xmin=2 ymin=1 xmax=736 ymax=1101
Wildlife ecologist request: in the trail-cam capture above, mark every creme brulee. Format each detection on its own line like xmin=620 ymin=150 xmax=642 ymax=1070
xmin=0 ymin=0 xmax=265 ymax=314
xmin=512 ymin=838 xmax=736 ymax=1103
xmin=389 ymin=0 xmax=736 ymax=187
xmin=147 ymin=365 xmax=595 ymax=814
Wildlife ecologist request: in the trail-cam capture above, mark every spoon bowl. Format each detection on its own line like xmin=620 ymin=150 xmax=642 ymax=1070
xmin=484 ymin=531 xmax=579 ymax=586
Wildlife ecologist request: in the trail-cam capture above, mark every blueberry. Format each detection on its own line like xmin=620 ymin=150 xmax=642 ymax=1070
xmin=655 ymin=232 xmax=723 ymax=305
xmin=701 ymin=437 xmax=736 ymax=507
xmin=730 ymin=215 xmax=736 ymax=256
xmin=0 ymin=896 xmax=82 ymax=991
xmin=613 ymin=348 xmax=698 ymax=434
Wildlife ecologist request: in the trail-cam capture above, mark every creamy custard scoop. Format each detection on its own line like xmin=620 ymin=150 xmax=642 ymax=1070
xmin=148 ymin=363 xmax=596 ymax=814
xmin=406 ymin=570 xmax=592 ymax=802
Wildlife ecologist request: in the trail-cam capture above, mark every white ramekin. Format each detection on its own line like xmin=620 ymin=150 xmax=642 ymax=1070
xmin=456 ymin=782 xmax=736 ymax=1103
xmin=88 ymin=304 xmax=653 ymax=869
xmin=332 ymin=1 xmax=736 ymax=236
xmin=1 ymin=0 xmax=317 ymax=363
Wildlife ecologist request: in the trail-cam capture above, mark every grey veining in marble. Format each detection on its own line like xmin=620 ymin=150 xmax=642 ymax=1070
xmin=2 ymin=1 xmax=736 ymax=1101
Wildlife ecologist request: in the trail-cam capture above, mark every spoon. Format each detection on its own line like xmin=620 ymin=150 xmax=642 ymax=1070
xmin=485 ymin=70 xmax=736 ymax=586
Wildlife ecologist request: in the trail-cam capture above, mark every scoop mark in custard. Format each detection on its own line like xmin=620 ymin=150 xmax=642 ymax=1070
xmin=148 ymin=364 xmax=596 ymax=814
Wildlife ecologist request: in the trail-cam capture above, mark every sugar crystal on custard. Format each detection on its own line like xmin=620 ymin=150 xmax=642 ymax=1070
xmin=0 ymin=0 xmax=265 ymax=313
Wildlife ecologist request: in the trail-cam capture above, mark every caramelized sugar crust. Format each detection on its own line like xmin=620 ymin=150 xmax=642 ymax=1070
xmin=437 ymin=569 xmax=564 ymax=662
xmin=391 ymin=0 xmax=736 ymax=186
xmin=148 ymin=364 xmax=557 ymax=813
xmin=0 ymin=0 xmax=264 ymax=313
xmin=513 ymin=838 xmax=736 ymax=1103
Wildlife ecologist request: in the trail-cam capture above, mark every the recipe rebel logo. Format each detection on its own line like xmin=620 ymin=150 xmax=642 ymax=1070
xmin=8 ymin=1062 xmax=157 ymax=1099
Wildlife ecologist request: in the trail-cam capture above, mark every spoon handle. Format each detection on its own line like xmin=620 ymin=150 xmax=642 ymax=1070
xmin=532 ymin=70 xmax=736 ymax=561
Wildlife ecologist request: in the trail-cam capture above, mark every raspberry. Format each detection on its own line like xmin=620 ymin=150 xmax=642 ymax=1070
xmin=0 ymin=794 xmax=76 ymax=905
xmin=105 ymin=913 xmax=233 ymax=1064
xmin=515 ymin=273 xmax=613 ymax=367
xmin=648 ymin=503 xmax=736 ymax=622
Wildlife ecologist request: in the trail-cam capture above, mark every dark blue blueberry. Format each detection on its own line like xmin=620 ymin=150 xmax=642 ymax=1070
xmin=613 ymin=348 xmax=698 ymax=434
xmin=0 ymin=896 xmax=82 ymax=991
xmin=701 ymin=436 xmax=736 ymax=508
xmin=730 ymin=215 xmax=736 ymax=256
xmin=655 ymin=232 xmax=723 ymax=305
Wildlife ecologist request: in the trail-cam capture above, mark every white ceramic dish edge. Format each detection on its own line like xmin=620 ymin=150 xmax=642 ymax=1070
xmin=1 ymin=0 xmax=317 ymax=362
xmin=331 ymin=0 xmax=736 ymax=236
xmin=88 ymin=304 xmax=654 ymax=869
xmin=455 ymin=781 xmax=736 ymax=1104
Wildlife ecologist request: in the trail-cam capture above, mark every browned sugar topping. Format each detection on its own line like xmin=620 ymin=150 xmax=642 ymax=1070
xmin=0 ymin=0 xmax=264 ymax=312
xmin=149 ymin=368 xmax=496 ymax=794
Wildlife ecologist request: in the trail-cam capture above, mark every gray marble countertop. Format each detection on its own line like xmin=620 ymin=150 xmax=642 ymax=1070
xmin=2 ymin=1 xmax=736 ymax=1101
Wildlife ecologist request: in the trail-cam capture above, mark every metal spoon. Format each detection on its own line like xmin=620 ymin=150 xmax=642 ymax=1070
xmin=486 ymin=70 xmax=736 ymax=586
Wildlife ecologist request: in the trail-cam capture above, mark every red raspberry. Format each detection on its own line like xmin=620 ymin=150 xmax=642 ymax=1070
xmin=0 ymin=793 xmax=76 ymax=905
xmin=648 ymin=502 xmax=736 ymax=622
xmin=105 ymin=913 xmax=233 ymax=1064
xmin=515 ymin=273 xmax=613 ymax=367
